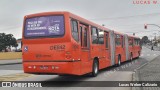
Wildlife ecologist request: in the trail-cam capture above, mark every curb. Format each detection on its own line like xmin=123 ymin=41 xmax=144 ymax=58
xmin=0 ymin=59 xmax=22 ymax=61
xmin=144 ymin=46 xmax=160 ymax=51
xmin=0 ymin=62 xmax=22 ymax=66
xmin=135 ymin=55 xmax=160 ymax=71
xmin=132 ymin=55 xmax=160 ymax=90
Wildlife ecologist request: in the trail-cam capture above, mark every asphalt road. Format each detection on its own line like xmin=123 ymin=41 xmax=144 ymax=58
xmin=0 ymin=46 xmax=160 ymax=90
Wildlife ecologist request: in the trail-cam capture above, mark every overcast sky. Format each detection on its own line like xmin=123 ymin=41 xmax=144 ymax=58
xmin=0 ymin=0 xmax=160 ymax=39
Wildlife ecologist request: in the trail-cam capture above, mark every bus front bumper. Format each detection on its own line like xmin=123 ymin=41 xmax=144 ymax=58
xmin=23 ymin=60 xmax=81 ymax=75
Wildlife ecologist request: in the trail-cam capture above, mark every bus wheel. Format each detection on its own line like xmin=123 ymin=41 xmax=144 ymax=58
xmin=91 ymin=60 xmax=99 ymax=77
xmin=118 ymin=55 xmax=121 ymax=66
xmin=137 ymin=51 xmax=140 ymax=58
xmin=130 ymin=53 xmax=133 ymax=61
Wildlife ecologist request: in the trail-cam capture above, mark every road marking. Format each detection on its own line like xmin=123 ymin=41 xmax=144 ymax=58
xmin=147 ymin=54 xmax=150 ymax=56
xmin=0 ymin=73 xmax=33 ymax=81
xmin=153 ymin=54 xmax=157 ymax=56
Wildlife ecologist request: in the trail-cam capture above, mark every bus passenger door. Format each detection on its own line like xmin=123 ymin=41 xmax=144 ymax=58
xmin=104 ymin=32 xmax=110 ymax=67
xmin=121 ymin=35 xmax=126 ymax=62
xmin=124 ymin=34 xmax=129 ymax=61
xmin=79 ymin=24 xmax=90 ymax=74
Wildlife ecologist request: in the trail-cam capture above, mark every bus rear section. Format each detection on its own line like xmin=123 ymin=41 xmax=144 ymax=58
xmin=128 ymin=36 xmax=141 ymax=60
xmin=22 ymin=12 xmax=82 ymax=75
xmin=132 ymin=37 xmax=141 ymax=58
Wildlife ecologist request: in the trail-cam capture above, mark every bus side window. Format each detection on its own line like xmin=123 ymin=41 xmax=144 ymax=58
xmin=115 ymin=34 xmax=121 ymax=46
xmin=135 ymin=39 xmax=140 ymax=46
xmin=129 ymin=38 xmax=133 ymax=46
xmin=91 ymin=27 xmax=98 ymax=44
xmin=98 ymin=29 xmax=104 ymax=44
xmin=138 ymin=39 xmax=140 ymax=46
xmin=71 ymin=19 xmax=79 ymax=42
xmin=80 ymin=26 xmax=83 ymax=46
xmin=134 ymin=39 xmax=136 ymax=45
xmin=83 ymin=27 xmax=88 ymax=47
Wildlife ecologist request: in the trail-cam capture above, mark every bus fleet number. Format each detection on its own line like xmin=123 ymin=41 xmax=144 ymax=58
xmin=50 ymin=45 xmax=65 ymax=50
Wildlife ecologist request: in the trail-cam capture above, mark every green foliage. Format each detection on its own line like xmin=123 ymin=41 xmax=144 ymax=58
xmin=141 ymin=36 xmax=149 ymax=45
xmin=0 ymin=33 xmax=18 ymax=52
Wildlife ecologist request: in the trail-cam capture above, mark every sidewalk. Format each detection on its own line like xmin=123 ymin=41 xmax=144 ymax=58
xmin=136 ymin=55 xmax=160 ymax=81
xmin=0 ymin=59 xmax=22 ymax=65
xmin=133 ymin=55 xmax=160 ymax=90
xmin=145 ymin=45 xmax=160 ymax=51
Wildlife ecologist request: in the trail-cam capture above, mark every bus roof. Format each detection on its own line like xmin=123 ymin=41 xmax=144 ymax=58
xmin=25 ymin=11 xmax=111 ymax=32
xmin=68 ymin=12 xmax=111 ymax=32
xmin=114 ymin=30 xmax=140 ymax=39
xmin=128 ymin=35 xmax=140 ymax=39
xmin=25 ymin=11 xmax=140 ymax=39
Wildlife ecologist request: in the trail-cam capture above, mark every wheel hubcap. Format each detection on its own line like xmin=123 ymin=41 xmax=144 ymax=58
xmin=131 ymin=56 xmax=132 ymax=60
xmin=95 ymin=63 xmax=98 ymax=74
xmin=118 ymin=59 xmax=120 ymax=65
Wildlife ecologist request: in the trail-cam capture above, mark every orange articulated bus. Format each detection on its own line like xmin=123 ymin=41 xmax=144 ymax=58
xmin=22 ymin=11 xmax=141 ymax=76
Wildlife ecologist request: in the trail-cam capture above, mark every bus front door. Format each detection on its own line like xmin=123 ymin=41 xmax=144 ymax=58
xmin=79 ymin=24 xmax=90 ymax=74
xmin=104 ymin=32 xmax=111 ymax=67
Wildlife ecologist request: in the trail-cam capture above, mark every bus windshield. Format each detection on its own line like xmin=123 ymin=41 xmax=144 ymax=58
xmin=24 ymin=15 xmax=64 ymax=38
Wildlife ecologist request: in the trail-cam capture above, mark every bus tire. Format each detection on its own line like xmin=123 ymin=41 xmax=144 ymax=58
xmin=130 ymin=53 xmax=133 ymax=61
xmin=137 ymin=51 xmax=140 ymax=58
xmin=91 ymin=60 xmax=99 ymax=77
xmin=117 ymin=55 xmax=121 ymax=66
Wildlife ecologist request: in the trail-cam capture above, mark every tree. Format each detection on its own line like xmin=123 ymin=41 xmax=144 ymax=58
xmin=141 ymin=36 xmax=149 ymax=45
xmin=0 ymin=33 xmax=18 ymax=52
